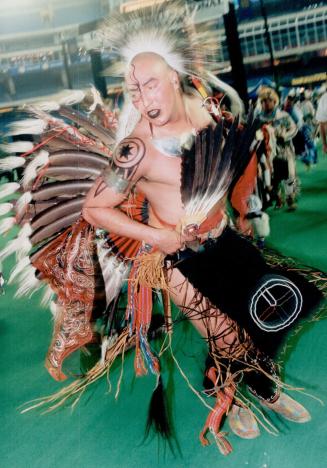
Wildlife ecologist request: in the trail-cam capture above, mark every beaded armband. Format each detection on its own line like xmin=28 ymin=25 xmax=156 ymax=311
xmin=102 ymin=166 xmax=129 ymax=193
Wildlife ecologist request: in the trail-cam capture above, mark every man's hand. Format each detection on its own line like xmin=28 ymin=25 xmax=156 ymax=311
xmin=153 ymin=229 xmax=197 ymax=255
xmin=323 ymin=142 xmax=327 ymax=154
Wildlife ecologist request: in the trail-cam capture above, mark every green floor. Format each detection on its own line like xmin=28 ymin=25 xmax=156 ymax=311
xmin=1 ymin=151 xmax=326 ymax=468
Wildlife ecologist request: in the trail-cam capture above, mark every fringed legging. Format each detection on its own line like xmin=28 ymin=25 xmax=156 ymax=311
xmin=167 ymin=266 xmax=279 ymax=402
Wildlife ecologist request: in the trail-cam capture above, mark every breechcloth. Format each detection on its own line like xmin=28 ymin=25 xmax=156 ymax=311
xmin=167 ymin=226 xmax=322 ymax=400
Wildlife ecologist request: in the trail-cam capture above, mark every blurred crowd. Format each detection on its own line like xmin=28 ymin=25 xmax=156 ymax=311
xmin=237 ymin=82 xmax=327 ymax=248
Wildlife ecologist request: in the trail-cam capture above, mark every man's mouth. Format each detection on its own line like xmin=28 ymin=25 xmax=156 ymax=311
xmin=147 ymin=109 xmax=160 ymax=119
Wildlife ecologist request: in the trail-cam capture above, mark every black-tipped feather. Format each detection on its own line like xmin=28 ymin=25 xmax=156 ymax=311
xmin=59 ymin=106 xmax=115 ymax=147
xmin=180 ymin=141 xmax=196 ymax=206
xmin=181 ymin=113 xmax=257 ymax=211
xmin=205 ymin=120 xmax=224 ymax=193
xmin=49 ymin=150 xmax=109 ymax=169
xmin=228 ymin=111 xmax=258 ymax=192
xmin=32 ymin=180 xmax=93 ymax=201
xmin=30 ymin=211 xmax=81 ymax=245
xmin=31 ymin=196 xmax=84 ymax=230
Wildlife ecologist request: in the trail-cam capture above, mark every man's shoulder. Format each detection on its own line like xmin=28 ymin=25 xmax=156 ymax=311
xmin=112 ymin=125 xmax=152 ymax=175
xmin=112 ymin=130 xmax=149 ymax=173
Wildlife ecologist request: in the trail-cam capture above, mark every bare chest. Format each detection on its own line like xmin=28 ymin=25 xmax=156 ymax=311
xmin=142 ymin=151 xmax=182 ymax=188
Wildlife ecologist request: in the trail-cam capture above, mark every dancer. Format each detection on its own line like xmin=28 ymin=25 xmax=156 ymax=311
xmin=0 ymin=3 xmax=323 ymax=455
xmin=83 ymin=13 xmax=320 ymax=448
xmin=257 ymin=87 xmax=298 ymax=210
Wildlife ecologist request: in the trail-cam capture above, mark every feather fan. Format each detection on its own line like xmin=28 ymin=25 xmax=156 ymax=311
xmin=181 ymin=112 xmax=257 ymax=230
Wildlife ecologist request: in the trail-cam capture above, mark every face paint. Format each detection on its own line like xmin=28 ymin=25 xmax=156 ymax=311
xmin=125 ymin=53 xmax=179 ymax=127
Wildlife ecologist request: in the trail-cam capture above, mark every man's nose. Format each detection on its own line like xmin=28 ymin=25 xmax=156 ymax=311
xmin=141 ymin=91 xmax=152 ymax=108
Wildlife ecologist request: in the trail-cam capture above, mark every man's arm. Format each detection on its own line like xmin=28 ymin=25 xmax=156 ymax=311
xmin=82 ymin=136 xmax=183 ymax=253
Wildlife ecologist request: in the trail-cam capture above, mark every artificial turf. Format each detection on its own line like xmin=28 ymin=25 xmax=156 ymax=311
xmin=0 ymin=149 xmax=326 ymax=468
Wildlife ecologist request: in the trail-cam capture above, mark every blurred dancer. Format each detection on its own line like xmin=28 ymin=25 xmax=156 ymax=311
xmin=257 ymin=87 xmax=298 ymax=210
xmin=298 ymin=89 xmax=318 ymax=165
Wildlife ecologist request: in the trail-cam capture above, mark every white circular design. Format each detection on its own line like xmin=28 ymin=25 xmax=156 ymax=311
xmin=249 ymin=275 xmax=303 ymax=332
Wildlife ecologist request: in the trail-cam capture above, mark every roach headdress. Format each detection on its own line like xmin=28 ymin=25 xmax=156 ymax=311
xmin=98 ymin=1 xmax=243 ymax=139
xmin=99 ymin=1 xmax=218 ymax=77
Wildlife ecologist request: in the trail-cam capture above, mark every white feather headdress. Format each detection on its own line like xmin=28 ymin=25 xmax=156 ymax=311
xmin=98 ymin=1 xmax=243 ymax=139
xmin=99 ymin=1 xmax=218 ymax=77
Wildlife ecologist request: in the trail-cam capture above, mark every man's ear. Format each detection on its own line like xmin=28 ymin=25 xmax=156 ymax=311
xmin=170 ymin=70 xmax=180 ymax=90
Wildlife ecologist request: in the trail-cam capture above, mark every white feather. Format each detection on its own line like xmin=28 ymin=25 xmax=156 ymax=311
xmin=97 ymin=244 xmax=129 ymax=305
xmin=6 ymin=118 xmax=47 ymax=136
xmin=0 ymin=217 xmax=16 ymax=235
xmin=18 ymin=222 xmax=33 ymax=238
xmin=0 ymin=203 xmax=13 ymax=216
xmin=88 ymin=86 xmax=104 ymax=114
xmin=123 ymin=30 xmax=185 ymax=73
xmin=15 ymin=269 xmax=40 ymax=298
xmin=49 ymin=300 xmax=61 ymax=319
xmin=41 ymin=286 xmax=54 ymax=307
xmin=0 ymin=182 xmax=20 ymax=201
xmin=8 ymin=256 xmax=30 ymax=284
xmin=0 ymin=141 xmax=34 ymax=154
xmin=0 ymin=156 xmax=25 ymax=170
xmin=0 ymin=239 xmax=18 ymax=261
xmin=16 ymin=237 xmax=33 ymax=261
xmin=22 ymin=150 xmax=49 ymax=189
xmin=185 ymin=165 xmax=233 ymax=218
xmin=0 ymin=236 xmax=32 ymax=262
xmin=58 ymin=90 xmax=85 ymax=106
xmin=37 ymin=101 xmax=60 ymax=112
xmin=15 ymin=192 xmax=32 ymax=219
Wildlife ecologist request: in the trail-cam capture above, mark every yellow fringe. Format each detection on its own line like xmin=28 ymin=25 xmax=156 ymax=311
xmin=131 ymin=250 xmax=170 ymax=291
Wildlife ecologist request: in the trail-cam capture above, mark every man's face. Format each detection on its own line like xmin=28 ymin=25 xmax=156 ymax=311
xmin=125 ymin=52 xmax=179 ymax=127
xmin=261 ymin=97 xmax=276 ymax=113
